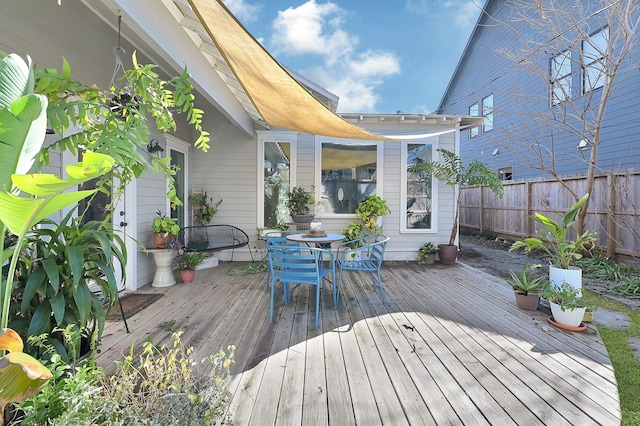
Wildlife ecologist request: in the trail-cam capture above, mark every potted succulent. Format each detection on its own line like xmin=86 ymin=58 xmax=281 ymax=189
xmin=355 ymin=194 xmax=391 ymax=234
xmin=410 ymin=149 xmax=503 ymax=264
xmin=506 ymin=264 xmax=544 ymax=310
xmin=151 ymin=210 xmax=180 ymax=248
xmin=509 ymin=193 xmax=597 ymax=290
xmin=173 ymin=252 xmax=206 ymax=284
xmin=287 ymin=186 xmax=315 ymax=223
xmin=540 ymin=281 xmax=594 ymax=328
xmin=417 ymin=242 xmax=438 ymax=265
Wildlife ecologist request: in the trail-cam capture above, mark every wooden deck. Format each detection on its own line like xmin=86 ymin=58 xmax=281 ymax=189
xmin=97 ymin=261 xmax=621 ymax=425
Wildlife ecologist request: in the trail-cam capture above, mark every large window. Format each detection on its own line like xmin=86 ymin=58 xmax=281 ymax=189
xmin=482 ymin=94 xmax=494 ymax=133
xmin=583 ymin=27 xmax=608 ymax=94
xmin=551 ymin=49 xmax=572 ymax=105
xmin=263 ymin=141 xmax=291 ymax=228
xmin=403 ymin=141 xmax=436 ymax=231
xmin=320 ymin=142 xmax=378 ymax=214
xmin=469 ymin=103 xmax=480 ymax=137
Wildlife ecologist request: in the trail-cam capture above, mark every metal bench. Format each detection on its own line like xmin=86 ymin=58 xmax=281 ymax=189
xmin=178 ymin=225 xmax=252 ymax=261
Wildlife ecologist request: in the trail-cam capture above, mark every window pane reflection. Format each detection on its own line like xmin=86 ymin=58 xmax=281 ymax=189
xmin=264 ymin=142 xmax=291 ymax=227
xmin=406 ymin=143 xmax=433 ymax=229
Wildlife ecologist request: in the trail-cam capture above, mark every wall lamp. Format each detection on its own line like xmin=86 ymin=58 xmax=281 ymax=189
xmin=577 ymin=139 xmax=589 ymax=151
xmin=147 ymin=138 xmax=164 ymax=156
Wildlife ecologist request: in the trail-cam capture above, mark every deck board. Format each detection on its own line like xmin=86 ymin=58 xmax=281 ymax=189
xmin=98 ymin=261 xmax=621 ymax=425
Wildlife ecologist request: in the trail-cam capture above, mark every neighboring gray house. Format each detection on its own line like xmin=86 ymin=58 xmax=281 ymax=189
xmin=438 ymin=0 xmax=640 ymax=181
xmin=2 ymin=0 xmax=481 ymax=292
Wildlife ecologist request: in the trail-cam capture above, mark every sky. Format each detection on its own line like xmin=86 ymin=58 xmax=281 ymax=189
xmin=221 ymin=0 xmax=484 ymax=114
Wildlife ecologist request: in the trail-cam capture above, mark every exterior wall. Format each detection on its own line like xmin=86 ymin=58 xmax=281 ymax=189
xmin=438 ymin=0 xmax=640 ymax=181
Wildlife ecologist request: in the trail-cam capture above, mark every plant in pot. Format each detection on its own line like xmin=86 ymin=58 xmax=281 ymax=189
xmin=410 ymin=149 xmax=504 ymax=264
xmin=355 ymin=194 xmax=391 ymax=234
xmin=417 ymin=242 xmax=438 ymax=265
xmin=151 ymin=210 xmax=180 ymax=248
xmin=509 ymin=193 xmax=597 ymax=290
xmin=286 ymin=186 xmax=315 ymax=223
xmin=173 ymin=252 xmax=206 ymax=284
xmin=506 ymin=264 xmax=544 ymax=310
xmin=540 ymin=281 xmax=595 ymax=329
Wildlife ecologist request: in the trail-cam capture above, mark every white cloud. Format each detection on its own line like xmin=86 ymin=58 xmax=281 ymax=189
xmin=222 ymin=0 xmax=261 ymax=24
xmin=406 ymin=0 xmax=481 ymax=29
xmin=269 ymin=0 xmax=400 ymax=112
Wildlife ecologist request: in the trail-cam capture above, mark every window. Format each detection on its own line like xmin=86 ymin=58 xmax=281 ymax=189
xmin=263 ymin=141 xmax=291 ymax=228
xmin=320 ymin=142 xmax=378 ymax=214
xmin=482 ymin=94 xmax=494 ymax=132
xmin=551 ymin=49 xmax=572 ymax=105
xmin=469 ymin=103 xmax=480 ymax=137
xmin=583 ymin=27 xmax=608 ymax=94
xmin=498 ymin=167 xmax=512 ymax=181
xmin=403 ymin=141 xmax=436 ymax=231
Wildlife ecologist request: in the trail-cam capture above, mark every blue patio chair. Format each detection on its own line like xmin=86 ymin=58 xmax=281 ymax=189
xmin=263 ymin=230 xmax=302 ymax=290
xmin=267 ymin=245 xmax=335 ymax=329
xmin=336 ymin=234 xmax=390 ymax=304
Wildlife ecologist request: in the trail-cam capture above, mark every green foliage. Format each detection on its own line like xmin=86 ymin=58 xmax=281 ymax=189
xmin=506 ymin=264 xmax=545 ymax=295
xmin=229 ymin=261 xmax=269 ymax=276
xmin=36 ymin=52 xmax=209 ymax=208
xmin=612 ymin=277 xmax=640 ymax=298
xmin=173 ymin=252 xmax=206 ymax=271
xmin=575 ymin=254 xmax=635 ymax=282
xmin=16 ymin=332 xmax=235 ymax=425
xmin=341 ymin=222 xmax=365 ymax=245
xmin=189 ymin=193 xmax=222 ymax=225
xmin=540 ymin=281 xmax=595 ymax=311
xmin=416 ymin=242 xmax=437 ymax=265
xmin=510 ymin=193 xmax=597 ymax=269
xmin=355 ymin=195 xmax=391 ymax=234
xmin=286 ymin=186 xmax=315 ymax=216
xmin=151 ymin=211 xmax=180 ymax=236
xmin=410 ymin=148 xmax=504 ymax=245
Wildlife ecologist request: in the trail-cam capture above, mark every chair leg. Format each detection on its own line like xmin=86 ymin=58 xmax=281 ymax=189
xmin=377 ymin=270 xmax=386 ymax=304
xmin=118 ymin=297 xmax=130 ymax=333
xmin=314 ymin=283 xmax=320 ymax=329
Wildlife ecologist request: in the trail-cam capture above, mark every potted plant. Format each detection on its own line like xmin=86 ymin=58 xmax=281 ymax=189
xmin=287 ymin=186 xmax=315 ymax=223
xmin=417 ymin=242 xmax=438 ymax=265
xmin=173 ymin=252 xmax=206 ymax=284
xmin=151 ymin=210 xmax=180 ymax=248
xmin=506 ymin=264 xmax=544 ymax=310
xmin=341 ymin=222 xmax=365 ymax=249
xmin=410 ymin=149 xmax=504 ymax=264
xmin=355 ymin=195 xmax=391 ymax=234
xmin=540 ymin=281 xmax=594 ymax=328
xmin=509 ymin=193 xmax=597 ymax=290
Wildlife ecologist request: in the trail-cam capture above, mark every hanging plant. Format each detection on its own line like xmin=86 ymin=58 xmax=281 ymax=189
xmin=189 ymin=193 xmax=222 ymax=225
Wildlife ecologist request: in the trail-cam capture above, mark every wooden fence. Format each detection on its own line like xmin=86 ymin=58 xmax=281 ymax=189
xmin=459 ymin=171 xmax=640 ymax=259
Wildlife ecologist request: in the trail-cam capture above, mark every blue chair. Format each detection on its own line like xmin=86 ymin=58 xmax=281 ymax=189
xmin=267 ymin=245 xmax=335 ymax=329
xmin=336 ymin=234 xmax=390 ymax=304
xmin=263 ymin=230 xmax=302 ymax=290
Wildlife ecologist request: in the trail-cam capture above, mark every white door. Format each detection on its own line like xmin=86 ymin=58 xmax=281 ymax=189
xmin=165 ymin=135 xmax=190 ymax=228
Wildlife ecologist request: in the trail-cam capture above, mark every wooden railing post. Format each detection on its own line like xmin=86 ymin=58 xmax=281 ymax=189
xmin=524 ymin=182 xmax=531 ymax=238
xmin=607 ymin=174 xmax=617 ymax=258
xmin=479 ymin=186 xmax=484 ymax=234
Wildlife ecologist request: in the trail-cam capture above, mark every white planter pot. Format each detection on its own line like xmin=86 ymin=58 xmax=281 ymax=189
xmin=549 ymin=265 xmax=582 ymax=291
xmin=550 ymin=302 xmax=586 ymax=327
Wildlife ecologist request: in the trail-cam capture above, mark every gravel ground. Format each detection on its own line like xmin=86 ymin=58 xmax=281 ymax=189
xmin=458 ymin=232 xmax=640 ymax=312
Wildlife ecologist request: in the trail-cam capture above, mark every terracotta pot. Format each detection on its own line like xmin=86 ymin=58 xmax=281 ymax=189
xmin=180 ymin=269 xmax=196 ymax=284
xmin=153 ymin=232 xmax=174 ymax=249
xmin=438 ymin=244 xmax=458 ymax=264
xmin=514 ymin=292 xmax=539 ymax=310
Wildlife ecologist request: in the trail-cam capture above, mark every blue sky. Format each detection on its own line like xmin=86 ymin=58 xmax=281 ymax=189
xmin=221 ymin=0 xmax=484 ymax=114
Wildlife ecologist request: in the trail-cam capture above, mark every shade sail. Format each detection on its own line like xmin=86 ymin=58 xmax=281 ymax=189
xmin=188 ymin=0 xmax=391 ymax=141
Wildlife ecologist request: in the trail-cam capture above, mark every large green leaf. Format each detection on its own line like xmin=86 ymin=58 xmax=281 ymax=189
xmin=0 ymin=54 xmax=32 ymax=109
xmin=41 ymin=258 xmax=60 ymax=293
xmin=66 ymin=246 xmax=84 ymax=289
xmin=20 ymin=267 xmax=47 ymax=314
xmin=49 ymin=290 xmax=65 ymax=326
xmin=0 ymin=94 xmax=47 ymax=190
xmin=73 ymin=283 xmax=92 ymax=327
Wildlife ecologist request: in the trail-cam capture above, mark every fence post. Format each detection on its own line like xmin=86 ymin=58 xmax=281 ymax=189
xmin=607 ymin=174 xmax=616 ymax=258
xmin=524 ymin=182 xmax=531 ymax=238
xmin=479 ymin=186 xmax=484 ymax=234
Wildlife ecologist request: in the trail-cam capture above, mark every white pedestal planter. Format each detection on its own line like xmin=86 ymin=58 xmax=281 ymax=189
xmin=549 ymin=265 xmax=582 ymax=290
xmin=148 ymin=249 xmax=176 ymax=288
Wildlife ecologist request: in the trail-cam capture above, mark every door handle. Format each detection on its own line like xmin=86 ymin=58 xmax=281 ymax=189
xmin=120 ymin=221 xmax=128 ymax=227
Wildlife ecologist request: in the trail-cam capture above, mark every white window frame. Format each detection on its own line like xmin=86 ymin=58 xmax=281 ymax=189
xmin=469 ymin=103 xmax=480 ymax=137
xmin=257 ymin=130 xmax=297 ymax=229
xmin=164 ymin=134 xmax=190 ymax=226
xmin=551 ymin=49 xmax=572 ymax=106
xmin=401 ymin=138 xmax=438 ymax=233
xmin=482 ymin=94 xmax=494 ymax=133
xmin=582 ymin=27 xmax=609 ymax=94
xmin=315 ymin=138 xmax=383 ymax=218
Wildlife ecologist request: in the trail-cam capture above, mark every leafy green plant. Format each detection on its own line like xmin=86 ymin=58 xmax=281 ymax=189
xmin=506 ymin=264 xmax=545 ymax=295
xmin=286 ymin=186 xmax=315 ymax=216
xmin=355 ymin=195 xmax=391 ymax=234
xmin=151 ymin=211 xmax=180 ymax=236
xmin=510 ymin=193 xmax=597 ymax=269
xmin=173 ymin=252 xmax=206 ymax=271
xmin=410 ymin=148 xmax=504 ymax=246
xmin=540 ymin=281 xmax=595 ymax=312
xmin=416 ymin=242 xmax=437 ymax=265
xmin=612 ymin=277 xmax=640 ymax=298
xmin=341 ymin=221 xmax=365 ymax=248
xmin=189 ymin=193 xmax=222 ymax=225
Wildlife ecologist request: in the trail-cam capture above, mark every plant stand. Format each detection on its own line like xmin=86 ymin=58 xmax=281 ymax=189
xmin=147 ymin=249 xmax=176 ymax=287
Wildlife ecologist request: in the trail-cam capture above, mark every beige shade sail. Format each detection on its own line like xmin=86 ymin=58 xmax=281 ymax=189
xmin=188 ymin=0 xmax=391 ymax=141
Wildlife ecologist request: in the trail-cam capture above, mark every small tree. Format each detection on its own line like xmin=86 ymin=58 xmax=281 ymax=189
xmin=412 ymin=149 xmax=504 ymax=246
